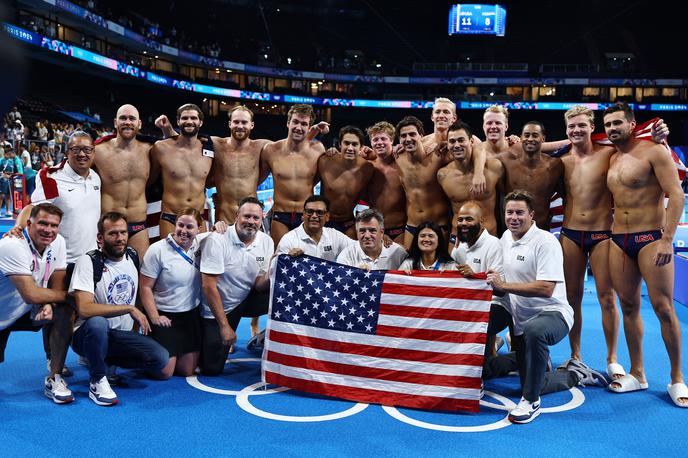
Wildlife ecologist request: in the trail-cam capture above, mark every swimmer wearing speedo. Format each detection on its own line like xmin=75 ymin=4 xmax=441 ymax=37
xmin=604 ymin=102 xmax=686 ymax=406
xmin=150 ymin=103 xmax=212 ymax=239
xmin=260 ymin=104 xmax=329 ymax=246
xmin=365 ymin=121 xmax=407 ymax=244
xmin=94 ymin=104 xmax=153 ymax=260
xmin=557 ymin=105 xmax=620 ymax=374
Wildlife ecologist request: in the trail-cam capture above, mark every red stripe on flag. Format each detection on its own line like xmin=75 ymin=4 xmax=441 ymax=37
xmin=388 ymin=270 xmax=487 ymax=280
xmin=379 ymin=303 xmax=490 ymax=323
xmin=264 ymin=371 xmax=480 ymax=413
xmin=376 ymin=325 xmax=488 ymax=344
xmin=269 ymin=329 xmax=485 ymax=366
xmin=267 ymin=351 xmax=482 ymax=389
xmin=381 ymin=283 xmax=493 ymax=301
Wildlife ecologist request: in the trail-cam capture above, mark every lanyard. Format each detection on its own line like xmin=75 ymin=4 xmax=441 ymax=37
xmin=23 ymin=229 xmax=52 ymax=287
xmin=166 ymin=235 xmax=198 ymax=268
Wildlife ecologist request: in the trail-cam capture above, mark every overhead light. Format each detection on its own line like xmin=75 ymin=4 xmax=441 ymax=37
xmin=489 ymin=92 xmax=494 ymax=97
xmin=376 ymin=63 xmax=382 ymax=68
xmin=264 ymin=54 xmax=268 ymax=59
xmin=154 ymin=55 xmax=158 ymax=58
xmin=287 ymin=57 xmax=292 ymax=64
xmin=143 ymin=51 xmax=147 ymax=54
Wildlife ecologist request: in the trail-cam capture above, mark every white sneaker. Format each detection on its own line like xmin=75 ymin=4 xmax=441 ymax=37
xmin=89 ymin=376 xmax=118 ymax=406
xmin=508 ymin=396 xmax=541 ymax=424
xmin=44 ymin=374 xmax=74 ymax=404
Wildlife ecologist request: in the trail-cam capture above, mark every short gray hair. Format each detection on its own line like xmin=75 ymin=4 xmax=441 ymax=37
xmin=355 ymin=208 xmax=384 ymax=229
xmin=67 ymin=130 xmax=93 ymax=146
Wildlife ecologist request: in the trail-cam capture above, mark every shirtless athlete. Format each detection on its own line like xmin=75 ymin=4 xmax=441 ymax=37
xmin=438 ymin=121 xmax=504 ymax=240
xmin=94 ymin=104 xmax=153 ymax=259
xmin=366 ymin=121 xmax=407 ymax=243
xmin=318 ymin=125 xmax=374 ymax=239
xmin=260 ymin=104 xmax=329 ymax=246
xmin=150 ymin=104 xmax=212 ymax=239
xmin=603 ymin=103 xmax=686 ymax=407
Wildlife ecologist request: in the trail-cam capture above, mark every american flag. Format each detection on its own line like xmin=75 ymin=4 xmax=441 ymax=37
xmin=262 ymin=254 xmax=493 ymax=413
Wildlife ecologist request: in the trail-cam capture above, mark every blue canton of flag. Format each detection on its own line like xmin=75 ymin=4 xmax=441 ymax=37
xmin=271 ymin=254 xmax=385 ymax=335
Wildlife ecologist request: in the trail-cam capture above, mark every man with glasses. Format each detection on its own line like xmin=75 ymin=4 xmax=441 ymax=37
xmin=9 ymin=131 xmax=101 ymax=376
xmin=275 ymin=195 xmax=354 ymax=261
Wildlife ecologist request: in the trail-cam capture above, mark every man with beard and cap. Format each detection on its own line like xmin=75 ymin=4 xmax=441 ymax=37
xmin=365 ymin=121 xmax=407 ymax=243
xmin=260 ymin=104 xmax=330 ymax=246
xmin=150 ymin=104 xmax=212 ymax=239
xmin=438 ymin=121 xmax=504 ymax=244
xmin=69 ymin=212 xmax=169 ymax=406
xmin=497 ymin=121 xmax=564 ymax=230
xmin=156 ymin=105 xmax=272 ymax=224
xmin=318 ymin=126 xmax=374 ymax=239
xmin=94 ymin=104 xmax=154 ymax=259
xmin=603 ymin=103 xmax=687 ymax=407
xmin=200 ymin=197 xmax=273 ymax=374
xmin=451 ymin=202 xmax=510 ymax=363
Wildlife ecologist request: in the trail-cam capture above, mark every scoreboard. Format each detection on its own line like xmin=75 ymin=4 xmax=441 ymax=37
xmin=448 ymin=4 xmax=507 ymax=37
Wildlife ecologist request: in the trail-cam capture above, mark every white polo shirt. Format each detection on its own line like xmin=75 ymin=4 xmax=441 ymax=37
xmin=200 ymin=230 xmax=261 ymax=318
xmin=500 ymin=223 xmax=573 ymax=335
xmin=228 ymin=225 xmax=274 ymax=273
xmin=336 ymin=242 xmax=407 ymax=270
xmin=0 ymin=234 xmax=67 ymax=330
xmin=69 ymin=252 xmax=138 ymax=331
xmin=451 ymin=229 xmax=509 ymax=312
xmin=398 ymin=258 xmax=457 ymax=271
xmin=31 ymin=161 xmax=101 ymax=263
xmin=140 ymin=233 xmax=210 ymax=313
xmin=276 ymin=224 xmax=353 ymax=262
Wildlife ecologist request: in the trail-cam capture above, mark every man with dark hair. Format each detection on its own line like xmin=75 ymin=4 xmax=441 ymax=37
xmin=487 ymin=190 xmax=607 ymax=424
xmin=318 ymin=125 xmax=374 ymax=238
xmin=497 ymin=121 xmax=564 ymax=230
xmin=200 ymin=197 xmax=273 ymax=373
xmin=70 ymin=212 xmax=168 ymax=406
xmin=438 ymin=122 xmax=504 ymax=241
xmin=0 ymin=203 xmax=74 ymax=403
xmin=150 ymin=104 xmax=212 ymax=238
xmin=260 ymin=104 xmax=330 ymax=246
xmin=10 ymin=131 xmax=101 ymax=376
xmin=275 ymin=194 xmax=353 ymax=260
xmin=603 ymin=102 xmax=687 ymax=407
xmin=393 ymin=116 xmax=452 ymax=249
xmin=336 ymin=208 xmax=406 ymax=270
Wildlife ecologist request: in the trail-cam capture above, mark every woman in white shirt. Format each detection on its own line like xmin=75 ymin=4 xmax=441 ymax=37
xmin=140 ymin=208 xmax=207 ymax=378
xmin=399 ymin=221 xmax=457 ymax=271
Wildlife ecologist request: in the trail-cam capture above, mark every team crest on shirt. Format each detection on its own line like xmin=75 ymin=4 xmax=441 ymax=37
xmin=516 ymin=255 xmax=525 ymax=261
xmin=106 ymin=274 xmax=136 ymax=304
xmin=323 ymin=245 xmax=332 ymax=252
